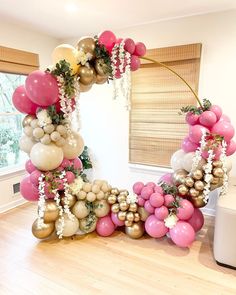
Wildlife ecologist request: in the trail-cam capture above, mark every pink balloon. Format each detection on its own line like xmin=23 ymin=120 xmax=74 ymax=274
xmin=134 ymin=42 xmax=146 ymax=57
xmin=44 ymin=182 xmax=55 ymax=199
xmin=30 ymin=170 xmax=42 ymax=186
xmin=211 ymin=121 xmax=235 ymax=142
xmin=219 ymin=114 xmax=231 ymax=123
xmin=158 ymin=174 xmax=173 ymax=186
xmin=185 ymin=112 xmax=199 ymax=125
xmin=187 ymin=208 xmax=204 ymax=232
xmin=176 ymin=199 xmax=194 ymax=220
xmin=199 ymin=111 xmax=217 ymax=127
xmin=25 ymin=70 xmax=59 ymax=107
xmin=25 ymin=160 xmax=37 ymax=174
xmin=60 ymin=158 xmax=71 ymax=168
xmin=202 ymin=146 xmax=222 ymax=160
xmin=138 ymin=196 xmax=145 ymax=206
xmin=145 ymin=215 xmax=168 ymax=238
xmin=189 ymin=125 xmax=209 ymax=144
xmin=146 ymin=182 xmax=156 ymax=188
xmin=72 ymin=158 xmax=83 ymax=170
xmin=96 ymin=215 xmax=116 ymax=237
xmin=65 ymin=171 xmax=75 ymax=184
xmin=130 ymin=55 xmax=140 ymax=71
xmin=144 ymin=200 xmax=155 ymax=214
xmin=181 ymin=136 xmax=199 ymax=153
xmin=149 ymin=193 xmax=164 ymax=208
xmin=169 ymin=221 xmax=195 ymax=248
xmin=210 ymin=105 xmax=222 ymax=121
xmin=154 ymin=206 xmax=169 ymax=220
xmin=55 ymin=178 xmax=64 ymax=191
xmin=226 ymin=140 xmax=236 ymax=156
xmin=141 ymin=186 xmax=154 ymax=200
xmin=12 ymin=85 xmax=39 ymax=114
xmin=116 ymin=38 xmax=123 ymax=45
xmin=98 ymin=30 xmax=116 ymax=52
xmin=133 ymin=181 xmax=144 ymax=195
xmin=20 ymin=175 xmax=39 ymax=201
xmin=124 ymin=38 xmax=135 ymax=54
xmin=111 ymin=212 xmax=125 ymax=226
xmin=164 ymin=194 xmax=175 ymax=207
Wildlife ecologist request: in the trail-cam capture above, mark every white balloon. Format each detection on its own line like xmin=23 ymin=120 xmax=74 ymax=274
xmin=19 ymin=135 xmax=35 ymax=154
xmin=30 ymin=142 xmax=63 ymax=171
xmin=62 ymin=131 xmax=84 ymax=159
xmin=55 ymin=213 xmax=79 ymax=237
xmin=170 ymin=149 xmax=186 ymax=171
xmin=182 ymin=152 xmax=206 ymax=172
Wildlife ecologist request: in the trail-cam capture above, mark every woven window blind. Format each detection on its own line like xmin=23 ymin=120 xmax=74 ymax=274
xmin=129 ymin=43 xmax=202 ymax=167
xmin=0 ymin=46 xmax=39 ymax=74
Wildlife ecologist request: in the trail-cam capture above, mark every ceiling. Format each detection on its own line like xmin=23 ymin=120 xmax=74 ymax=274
xmin=0 ymin=0 xmax=235 ymax=39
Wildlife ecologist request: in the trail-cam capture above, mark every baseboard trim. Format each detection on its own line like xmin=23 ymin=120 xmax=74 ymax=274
xmin=0 ymin=198 xmax=28 ymax=214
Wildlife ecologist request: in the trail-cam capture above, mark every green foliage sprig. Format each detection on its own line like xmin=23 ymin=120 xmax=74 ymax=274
xmin=94 ymin=36 xmax=112 ymax=77
xmin=46 ymin=105 xmax=65 ymax=125
xmin=180 ymin=99 xmax=212 ymax=115
xmin=79 ymin=146 xmax=93 ymax=170
xmin=160 ymin=182 xmax=178 ymax=196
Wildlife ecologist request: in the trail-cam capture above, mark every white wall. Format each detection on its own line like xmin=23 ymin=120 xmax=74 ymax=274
xmin=0 ymin=20 xmax=59 ymax=211
xmin=64 ymin=10 xmax=236 ymax=214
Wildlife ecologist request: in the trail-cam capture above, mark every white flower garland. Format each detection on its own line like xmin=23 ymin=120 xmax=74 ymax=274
xmin=127 ymin=193 xmax=138 ymax=204
xmin=220 ymin=140 xmax=228 ymax=196
xmin=191 ymin=131 xmax=207 ymax=174
xmin=37 ymin=174 xmax=46 ymax=228
xmin=53 ymin=188 xmax=64 ymax=239
xmin=164 ymin=213 xmax=178 ymax=229
xmin=203 ymin=149 xmax=215 ymax=203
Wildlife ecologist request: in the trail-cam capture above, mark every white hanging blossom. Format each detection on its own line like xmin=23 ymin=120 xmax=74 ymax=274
xmin=60 ymin=170 xmax=73 ymax=219
xmin=191 ymin=131 xmax=207 ymax=173
xmin=164 ymin=213 xmax=179 ymax=229
xmin=53 ymin=188 xmax=64 ymax=239
xmin=126 ymin=193 xmax=138 ymax=204
xmin=68 ymin=176 xmax=84 ymax=196
xmin=203 ymin=149 xmax=215 ymax=203
xmin=37 ymin=109 xmax=52 ymax=127
xmin=77 ymin=50 xmax=92 ymax=65
xmin=37 ymin=174 xmax=46 ymax=228
xmin=220 ymin=140 xmax=228 ymax=196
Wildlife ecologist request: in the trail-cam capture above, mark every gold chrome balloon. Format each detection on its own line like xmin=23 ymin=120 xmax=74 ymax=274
xmin=96 ymin=74 xmax=108 ymax=85
xmin=77 ymin=37 xmax=96 ymax=59
xmin=212 ymin=160 xmax=223 ymax=168
xmin=78 ymin=66 xmax=96 ymax=85
xmin=60 ymin=194 xmax=77 ymax=208
xmin=111 ymin=188 xmax=120 ymax=195
xmin=129 ymin=203 xmax=138 ymax=212
xmin=126 ymin=212 xmax=134 ymax=222
xmin=125 ymin=220 xmax=133 ymax=227
xmin=118 ymin=211 xmax=126 ymax=221
xmin=194 ymin=180 xmax=205 ymax=191
xmin=192 ymin=169 xmax=203 ymax=180
xmin=95 ymin=58 xmax=109 ymax=76
xmin=42 ymin=200 xmax=59 ymax=223
xmin=22 ymin=114 xmax=36 ymax=127
xmin=134 ymin=212 xmax=141 ymax=222
xmin=107 ymin=195 xmax=117 ymax=204
xmin=79 ymin=82 xmax=92 ymax=92
xmin=185 ymin=176 xmax=195 ymax=188
xmin=191 ymin=195 xmax=207 ymax=208
xmin=189 ymin=188 xmax=200 ymax=198
xmin=32 ymin=219 xmax=55 ymax=239
xmin=111 ymin=203 xmax=120 ymax=213
xmin=119 ymin=190 xmax=129 ymax=196
xmin=137 ymin=207 xmax=150 ymax=222
xmin=125 ymin=221 xmax=144 ymax=239
xmin=213 ymin=167 xmax=224 ymax=178
xmin=173 ymin=169 xmax=188 ymax=186
xmin=117 ymin=195 xmax=126 ymax=203
xmin=178 ymin=184 xmax=189 ymax=196
xmin=119 ymin=201 xmax=129 ymax=211
xmin=211 ymin=176 xmax=220 ymax=185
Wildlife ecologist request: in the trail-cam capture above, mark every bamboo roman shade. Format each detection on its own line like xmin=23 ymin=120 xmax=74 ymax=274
xmin=0 ymin=46 xmax=39 ymax=74
xmin=130 ymin=43 xmax=202 ymax=167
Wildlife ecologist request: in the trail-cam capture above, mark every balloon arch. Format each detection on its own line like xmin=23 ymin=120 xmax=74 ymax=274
xmin=13 ymin=30 xmax=236 ymax=248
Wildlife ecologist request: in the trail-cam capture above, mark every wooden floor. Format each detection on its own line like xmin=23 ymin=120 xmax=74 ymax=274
xmin=0 ymin=203 xmax=235 ymax=295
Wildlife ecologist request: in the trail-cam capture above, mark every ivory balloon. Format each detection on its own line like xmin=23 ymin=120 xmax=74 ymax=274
xmin=32 ymin=219 xmax=55 ymax=239
xmin=52 ymin=44 xmax=79 ymax=75
xmin=182 ymin=152 xmax=206 ymax=172
xmin=79 ymin=214 xmax=98 ymax=233
xmin=62 ymin=131 xmax=84 ymax=159
xmin=19 ymin=135 xmax=35 ymax=154
xmin=22 ymin=114 xmax=36 ymax=127
xmin=78 ymin=66 xmax=96 ymax=85
xmin=55 ymin=213 xmax=79 ymax=237
xmin=76 ymin=37 xmax=96 ymax=59
xmin=125 ymin=221 xmax=144 ymax=239
xmin=30 ymin=142 xmax=63 ymax=171
xmin=42 ymin=200 xmax=59 ymax=223
xmin=170 ymin=149 xmax=185 ymax=171
xmin=94 ymin=200 xmax=110 ymax=217
xmin=72 ymin=201 xmax=90 ymax=219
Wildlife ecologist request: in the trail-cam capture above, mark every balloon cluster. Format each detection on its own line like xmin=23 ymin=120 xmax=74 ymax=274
xmin=133 ymin=181 xmax=204 ymax=247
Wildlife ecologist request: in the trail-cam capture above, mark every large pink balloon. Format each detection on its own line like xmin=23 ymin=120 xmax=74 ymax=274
xmin=176 ymin=199 xmax=194 ymax=220
xmin=211 ymin=121 xmax=235 ymax=142
xmin=199 ymin=111 xmax=217 ymax=127
xmin=189 ymin=125 xmax=209 ymax=144
xmin=133 ymin=181 xmax=144 ymax=195
xmin=145 ymin=215 xmax=168 ymax=238
xmin=96 ymin=215 xmax=116 ymax=237
xmin=25 ymin=70 xmax=59 ymax=107
xmin=30 ymin=169 xmax=42 ymax=186
xmin=226 ymin=140 xmax=236 ymax=156
xmin=25 ymin=160 xmax=37 ymax=174
xmin=98 ymin=30 xmax=116 ymax=52
xmin=169 ymin=221 xmax=195 ymax=248
xmin=12 ymin=85 xmax=38 ymax=114
xmin=134 ymin=42 xmax=146 ymax=57
xmin=20 ymin=175 xmax=39 ymax=201
xmin=181 ymin=136 xmax=199 ymax=153
xmin=187 ymin=208 xmax=204 ymax=232
xmin=185 ymin=112 xmax=199 ymax=125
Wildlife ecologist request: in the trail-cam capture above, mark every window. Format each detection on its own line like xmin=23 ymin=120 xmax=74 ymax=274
xmin=0 ymin=46 xmax=39 ymax=172
xmin=129 ymin=43 xmax=201 ymax=167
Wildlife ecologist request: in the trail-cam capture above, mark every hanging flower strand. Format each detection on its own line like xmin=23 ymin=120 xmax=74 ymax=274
xmin=203 ymin=149 xmax=215 ymax=203
xmin=37 ymin=174 xmax=46 ymax=228
xmin=220 ymin=140 xmax=228 ymax=196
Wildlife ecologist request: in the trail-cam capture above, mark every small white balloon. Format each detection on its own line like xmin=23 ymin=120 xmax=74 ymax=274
xmin=19 ymin=135 xmax=35 ymax=154
xmin=170 ymin=149 xmax=186 ymax=171
xmin=182 ymin=152 xmax=206 ymax=172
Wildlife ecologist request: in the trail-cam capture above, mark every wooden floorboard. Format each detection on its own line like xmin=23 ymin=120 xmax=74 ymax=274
xmin=0 ymin=203 xmax=235 ymax=295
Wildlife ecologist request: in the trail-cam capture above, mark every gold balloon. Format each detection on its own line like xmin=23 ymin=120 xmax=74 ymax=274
xmin=111 ymin=188 xmax=120 ymax=195
xmin=52 ymin=44 xmax=79 ymax=75
xmin=189 ymin=188 xmax=200 ymax=198
xmin=94 ymin=58 xmax=109 ymax=76
xmin=42 ymin=200 xmax=59 ymax=223
xmin=107 ymin=195 xmax=117 ymax=204
xmin=61 ymin=194 xmax=77 ymax=208
xmin=117 ymin=195 xmax=126 ymax=203
xmin=77 ymin=37 xmax=96 ymax=59
xmin=210 ymin=178 xmax=223 ymax=191
xmin=22 ymin=114 xmax=36 ymax=127
xmin=96 ymin=74 xmax=108 ymax=84
xmin=213 ymin=167 xmax=224 ymax=178
xmin=62 ymin=131 xmax=84 ymax=160
xmin=192 ymin=169 xmax=203 ymax=180
xmin=134 ymin=213 xmax=141 ymax=222
xmin=191 ymin=195 xmax=207 ymax=208
xmin=125 ymin=220 xmax=133 ymax=227
xmin=79 ymin=82 xmax=92 ymax=92
xmin=111 ymin=203 xmax=120 ymax=213
xmin=119 ymin=201 xmax=129 ymax=211
xmin=78 ymin=66 xmax=96 ymax=85
xmin=185 ymin=176 xmax=195 ymax=188
xmin=173 ymin=169 xmax=188 ymax=185
xmin=126 ymin=212 xmax=134 ymax=222
xmin=118 ymin=211 xmax=126 ymax=221
xmin=32 ymin=219 xmax=55 ymax=239
xmin=178 ymin=184 xmax=189 ymax=196
xmin=213 ymin=160 xmax=223 ymax=168
xmin=194 ymin=180 xmax=205 ymax=191
xmin=129 ymin=203 xmax=138 ymax=212
xmin=211 ymin=176 xmax=220 ymax=185
xmin=125 ymin=221 xmax=145 ymax=239
xmin=119 ymin=190 xmax=129 ymax=196
xmin=137 ymin=207 xmax=150 ymax=222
